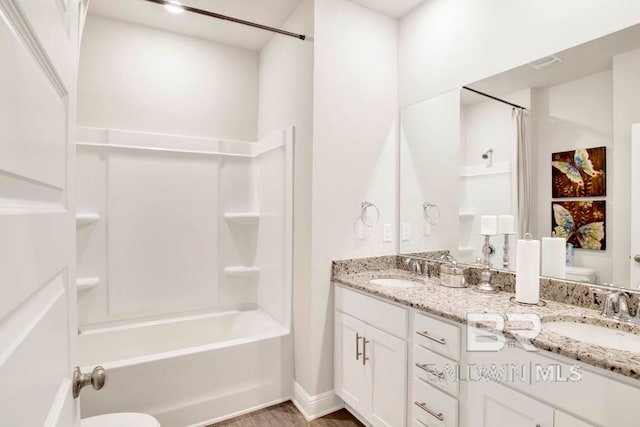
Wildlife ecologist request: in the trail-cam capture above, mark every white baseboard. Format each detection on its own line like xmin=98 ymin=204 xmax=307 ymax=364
xmin=291 ymin=382 xmax=344 ymax=421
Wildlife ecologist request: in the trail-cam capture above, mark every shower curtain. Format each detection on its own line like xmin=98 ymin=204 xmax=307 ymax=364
xmin=514 ymin=108 xmax=530 ymax=238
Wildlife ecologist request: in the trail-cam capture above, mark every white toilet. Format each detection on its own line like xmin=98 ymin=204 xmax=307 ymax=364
xmin=81 ymin=413 xmax=160 ymax=427
xmin=566 ymin=266 xmax=597 ymax=284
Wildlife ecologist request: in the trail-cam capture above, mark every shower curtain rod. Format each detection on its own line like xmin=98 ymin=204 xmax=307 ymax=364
xmin=145 ymin=0 xmax=307 ymax=40
xmin=141 ymin=0 xmax=306 ymax=40
xmin=462 ymin=86 xmax=528 ymax=111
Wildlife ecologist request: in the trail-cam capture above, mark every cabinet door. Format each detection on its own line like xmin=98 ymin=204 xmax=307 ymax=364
xmin=468 ymin=381 xmax=554 ymax=427
xmin=335 ymin=312 xmax=370 ymax=414
xmin=554 ymin=410 xmax=595 ymax=427
xmin=367 ymin=325 xmax=407 ymax=427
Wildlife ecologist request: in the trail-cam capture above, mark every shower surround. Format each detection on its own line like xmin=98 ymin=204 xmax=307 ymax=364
xmin=75 ymin=126 xmax=293 ymax=426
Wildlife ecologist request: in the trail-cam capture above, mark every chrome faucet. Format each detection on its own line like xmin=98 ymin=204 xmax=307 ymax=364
xmin=404 ymin=257 xmax=424 ymax=276
xmin=593 ymin=288 xmax=633 ymax=321
xmin=603 ymin=291 xmax=632 ymax=320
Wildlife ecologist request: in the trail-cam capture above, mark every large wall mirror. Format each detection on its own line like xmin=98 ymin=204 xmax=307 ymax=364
xmin=400 ymin=23 xmax=640 ymax=289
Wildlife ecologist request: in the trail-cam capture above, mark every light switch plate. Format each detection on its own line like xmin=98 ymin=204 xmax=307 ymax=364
xmin=402 ymin=223 xmax=411 ymax=241
xmin=383 ymin=223 xmax=392 ymax=242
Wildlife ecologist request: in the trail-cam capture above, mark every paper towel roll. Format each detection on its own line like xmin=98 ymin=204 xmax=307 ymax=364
xmin=516 ymin=238 xmax=540 ymax=304
xmin=541 ymin=237 xmax=566 ymax=279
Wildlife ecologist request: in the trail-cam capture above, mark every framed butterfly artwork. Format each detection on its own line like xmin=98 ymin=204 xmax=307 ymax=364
xmin=552 ymin=201 xmax=606 ymax=250
xmin=552 ymin=147 xmax=606 ymax=198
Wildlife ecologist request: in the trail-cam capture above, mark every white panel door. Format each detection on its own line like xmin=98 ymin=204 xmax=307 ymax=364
xmin=367 ymin=325 xmax=406 ymax=427
xmin=469 ymin=381 xmax=554 ymax=427
xmin=631 ymin=124 xmax=640 ymax=289
xmin=0 ymin=0 xmax=79 ymax=426
xmin=334 ymin=312 xmax=370 ymax=415
xmin=554 ymin=410 xmax=595 ymax=427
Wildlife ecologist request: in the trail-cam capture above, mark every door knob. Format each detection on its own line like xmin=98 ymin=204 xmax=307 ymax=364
xmin=634 ymin=255 xmax=640 ymax=263
xmin=73 ymin=366 xmax=106 ymax=398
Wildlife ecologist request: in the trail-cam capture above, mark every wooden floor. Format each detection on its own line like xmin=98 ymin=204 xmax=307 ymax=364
xmin=210 ymin=401 xmax=364 ymax=427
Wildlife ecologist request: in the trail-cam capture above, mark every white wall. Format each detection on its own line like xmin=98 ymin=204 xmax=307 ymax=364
xmin=400 ymin=90 xmax=460 ymax=255
xmin=310 ymin=0 xmax=398 ymax=395
xmin=256 ymin=0 xmax=315 ymax=392
xmin=399 ymin=0 xmax=640 ymax=107
xmin=78 ymin=15 xmax=259 ymax=141
xmin=536 ymin=71 xmax=613 ymax=283
xmin=612 ymin=48 xmax=640 ymax=286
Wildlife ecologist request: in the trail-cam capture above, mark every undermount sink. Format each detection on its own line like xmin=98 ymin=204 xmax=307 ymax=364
xmin=543 ymin=321 xmax=640 ymax=353
xmin=369 ymin=278 xmax=421 ymax=288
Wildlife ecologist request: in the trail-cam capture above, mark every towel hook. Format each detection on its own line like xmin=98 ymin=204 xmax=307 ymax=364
xmin=360 ymin=201 xmax=380 ymax=227
xmin=423 ymin=202 xmax=440 ymax=225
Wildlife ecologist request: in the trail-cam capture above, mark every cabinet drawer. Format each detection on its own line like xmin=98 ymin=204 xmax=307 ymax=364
xmin=335 ymin=286 xmax=408 ymax=339
xmin=413 ymin=346 xmax=459 ymax=397
xmin=412 ymin=379 xmax=458 ymax=427
xmin=413 ymin=312 xmax=460 ymax=361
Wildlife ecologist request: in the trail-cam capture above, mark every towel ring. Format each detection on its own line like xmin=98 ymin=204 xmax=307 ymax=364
xmin=360 ymin=201 xmax=380 ymax=227
xmin=423 ymin=202 xmax=440 ymax=225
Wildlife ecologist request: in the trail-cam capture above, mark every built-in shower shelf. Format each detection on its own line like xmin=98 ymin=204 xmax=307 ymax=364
xmin=458 ymin=246 xmax=475 ymax=257
xmin=76 ymin=213 xmax=100 ymax=227
xmin=77 ymin=277 xmax=100 ymax=292
xmin=459 ymin=212 xmax=476 ymax=219
xmin=223 ymin=213 xmax=260 ymax=224
xmin=224 ymin=266 xmax=260 ymax=276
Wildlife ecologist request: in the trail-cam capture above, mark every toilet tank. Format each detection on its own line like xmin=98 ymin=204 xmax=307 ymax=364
xmin=566 ymin=266 xmax=597 ymax=284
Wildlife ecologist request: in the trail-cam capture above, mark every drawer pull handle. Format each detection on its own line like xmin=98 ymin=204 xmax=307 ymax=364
xmin=362 ymin=338 xmax=370 ymax=366
xmin=415 ymin=363 xmax=445 ymax=379
xmin=416 ymin=330 xmax=446 ymax=345
xmin=414 ymin=401 xmax=444 ymax=421
xmin=355 ymin=333 xmax=362 ymax=360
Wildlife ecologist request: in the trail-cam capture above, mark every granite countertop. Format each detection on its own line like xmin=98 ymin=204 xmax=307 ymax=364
xmin=333 ymin=268 xmax=640 ymax=381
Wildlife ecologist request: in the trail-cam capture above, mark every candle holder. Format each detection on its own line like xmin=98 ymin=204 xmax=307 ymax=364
xmin=502 ymin=233 xmax=516 ymax=269
xmin=474 ymin=234 xmax=499 ymax=294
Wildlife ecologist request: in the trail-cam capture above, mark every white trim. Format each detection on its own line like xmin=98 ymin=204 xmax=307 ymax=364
xmin=291 ymin=382 xmax=344 ymax=421
xmin=0 ymin=0 xmax=68 ymax=96
xmin=185 ymin=397 xmax=290 ymax=427
xmin=459 ymin=161 xmax=511 ymax=177
xmin=43 ymin=378 xmax=71 ymax=427
xmin=75 ymin=141 xmax=284 ymax=158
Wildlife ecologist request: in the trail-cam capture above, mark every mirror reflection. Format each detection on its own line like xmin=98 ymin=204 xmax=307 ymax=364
xmin=400 ymin=23 xmax=640 ymax=289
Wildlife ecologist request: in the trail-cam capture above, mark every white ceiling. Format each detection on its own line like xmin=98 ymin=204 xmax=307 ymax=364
xmin=350 ymin=0 xmax=425 ymax=18
xmin=467 ymin=23 xmax=640 ymax=101
xmin=88 ymin=0 xmax=305 ymax=51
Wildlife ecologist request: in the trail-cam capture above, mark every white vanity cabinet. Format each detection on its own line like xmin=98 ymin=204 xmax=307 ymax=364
xmin=467 ymin=381 xmax=554 ymax=427
xmin=467 ymin=377 xmax=599 ymax=427
xmin=466 ymin=330 xmax=639 ymax=427
xmin=335 ymin=285 xmax=638 ymax=427
xmin=335 ymin=286 xmax=408 ymax=427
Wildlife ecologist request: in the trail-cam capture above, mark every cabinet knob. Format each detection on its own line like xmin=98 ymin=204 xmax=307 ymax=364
xmin=72 ymin=366 xmax=106 ymax=398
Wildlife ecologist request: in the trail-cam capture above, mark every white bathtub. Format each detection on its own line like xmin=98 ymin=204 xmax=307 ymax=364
xmin=79 ymin=309 xmax=292 ymax=427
